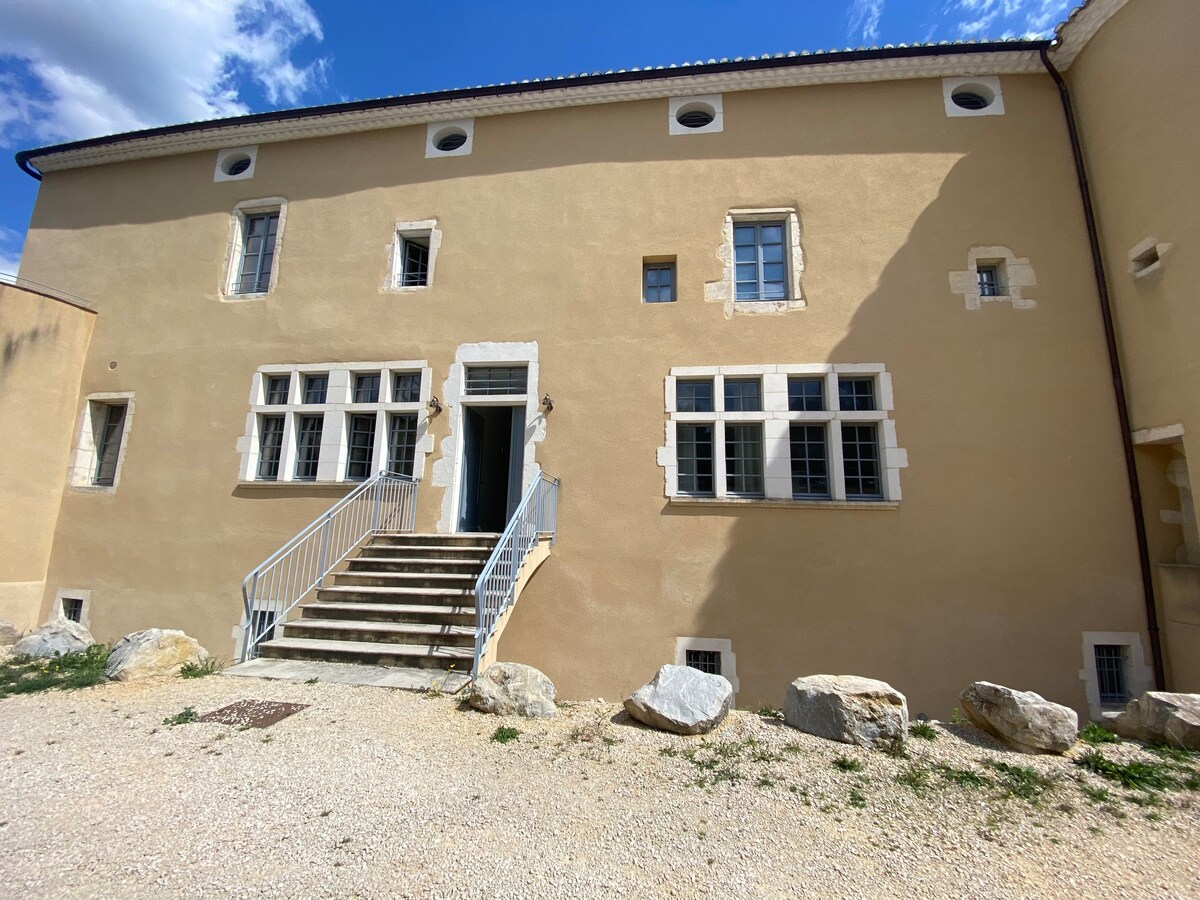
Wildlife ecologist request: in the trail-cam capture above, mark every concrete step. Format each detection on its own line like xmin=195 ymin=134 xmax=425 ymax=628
xmin=258 ymin=636 xmax=472 ymax=669
xmin=300 ymin=600 xmax=475 ymax=625
xmin=332 ymin=571 xmax=478 ymax=590
xmin=316 ymin=584 xmax=473 ymax=606
xmin=346 ymin=556 xmax=488 ymax=574
xmin=369 ymin=533 xmax=499 ymax=549
xmin=361 ymin=544 xmax=494 ymax=561
xmin=282 ymin=617 xmax=476 ymax=647
xmin=222 ymin=658 xmax=471 ymax=693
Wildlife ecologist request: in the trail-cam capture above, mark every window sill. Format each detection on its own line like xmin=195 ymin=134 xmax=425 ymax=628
xmin=669 ymin=496 xmax=898 ymax=511
xmin=67 ymin=483 xmax=119 ymax=495
xmin=236 ymin=480 xmax=357 ymax=490
xmin=222 ymin=291 xmax=270 ymax=302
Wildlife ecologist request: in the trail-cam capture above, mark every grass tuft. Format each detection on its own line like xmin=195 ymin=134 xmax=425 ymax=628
xmin=491 ymin=726 xmax=521 ymax=744
xmin=1075 ymin=750 xmax=1177 ymax=792
xmin=833 ymin=755 xmax=863 ymax=773
xmin=984 ymin=759 xmax=1056 ymax=803
xmin=179 ymin=657 xmax=224 ymax=679
xmin=881 ymin=736 xmax=909 ymax=759
xmin=1078 ymin=722 xmax=1120 ymax=745
xmin=909 ymin=721 xmax=938 ymax=741
xmin=755 ymin=706 xmax=784 ymax=720
xmin=0 ymin=645 xmax=110 ymax=698
xmin=895 ymin=763 xmax=932 ymax=793
xmin=163 ymin=707 xmax=198 ymax=727
xmin=935 ymin=763 xmax=992 ymax=789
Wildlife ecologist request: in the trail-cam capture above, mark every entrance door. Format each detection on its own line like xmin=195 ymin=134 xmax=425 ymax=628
xmin=458 ymin=405 xmax=524 ymax=533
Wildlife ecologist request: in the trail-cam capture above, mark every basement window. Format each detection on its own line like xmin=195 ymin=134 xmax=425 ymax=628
xmin=675 ymin=637 xmax=739 ymax=692
xmin=1094 ymin=645 xmax=1129 ymax=707
xmin=685 ymin=649 xmax=722 ymax=675
xmin=62 ymin=596 xmax=84 ymax=623
xmin=977 ymin=263 xmax=1005 ymax=297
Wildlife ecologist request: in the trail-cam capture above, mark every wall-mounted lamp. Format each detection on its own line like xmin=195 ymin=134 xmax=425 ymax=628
xmin=428 ymin=397 xmax=443 ymax=414
xmin=540 ymin=394 xmax=554 ymax=412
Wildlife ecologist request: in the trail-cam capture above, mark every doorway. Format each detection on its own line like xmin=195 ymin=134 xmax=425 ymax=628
xmin=458 ymin=405 xmax=524 ymax=533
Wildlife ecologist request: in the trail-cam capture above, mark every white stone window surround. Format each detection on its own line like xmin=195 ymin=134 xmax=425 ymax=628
xmin=55 ymin=588 xmax=92 ymax=628
xmin=387 ymin=219 xmax=442 ymax=292
xmin=704 ymin=209 xmax=805 ymax=317
xmin=675 ymin=636 xmax=739 ymax=694
xmin=221 ymin=196 xmax=287 ymax=300
xmin=948 ymin=246 xmax=1036 ymax=310
xmin=432 ymin=342 xmax=547 ymax=534
xmin=1128 ymin=235 xmax=1171 ymax=279
xmin=236 ymin=361 xmax=434 ymax=485
xmin=942 ymin=75 xmax=1005 ymax=118
xmin=668 ymin=94 xmax=724 ymax=135
xmin=1078 ymin=631 xmax=1153 ymax=722
xmin=425 ymin=119 xmax=475 ymax=158
xmin=657 ymin=364 xmax=908 ymax=505
xmin=67 ymin=391 xmax=136 ymax=493
xmin=213 ymin=145 xmax=258 ymax=182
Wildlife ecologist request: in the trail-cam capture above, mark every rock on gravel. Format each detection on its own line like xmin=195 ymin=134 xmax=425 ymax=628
xmin=1111 ymin=691 xmax=1200 ymax=750
xmin=469 ymin=662 xmax=557 ymax=717
xmin=0 ymin=619 xmax=21 ymax=646
xmin=105 ymin=629 xmax=210 ymax=682
xmin=959 ymin=681 xmax=1078 ymax=755
xmin=785 ymin=674 xmax=908 ymax=748
xmin=11 ymin=616 xmax=93 ymax=658
xmin=624 ymin=664 xmax=732 ymax=734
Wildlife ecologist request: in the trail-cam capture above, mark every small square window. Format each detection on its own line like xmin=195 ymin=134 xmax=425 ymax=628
xmin=676 ymin=379 xmax=714 ymax=413
xmin=838 ymin=378 xmax=876 ymax=412
xmin=354 ymin=373 xmax=381 ymax=404
xmin=685 ymin=649 xmax=722 ymax=675
xmin=723 ymin=378 xmax=761 ymax=412
xmin=92 ymin=402 xmax=128 ymax=486
xmin=265 ymin=375 xmax=290 ymax=405
xmin=1094 ymin=645 xmax=1129 ymax=706
xmin=393 ymin=372 xmax=421 ymax=403
xmin=977 ymin=263 xmax=1004 ymax=297
xmin=62 ymin=596 xmax=85 ymax=623
xmin=788 ymin=377 xmax=824 ymax=412
xmin=398 ymin=235 xmax=430 ymax=287
xmin=303 ymin=374 xmax=328 ymax=405
xmin=643 ymin=262 xmax=676 ymax=303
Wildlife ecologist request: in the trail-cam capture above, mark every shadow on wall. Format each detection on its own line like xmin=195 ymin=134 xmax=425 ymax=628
xmin=674 ymin=150 xmax=1141 ymax=717
xmin=2 ymin=319 xmax=61 ymax=379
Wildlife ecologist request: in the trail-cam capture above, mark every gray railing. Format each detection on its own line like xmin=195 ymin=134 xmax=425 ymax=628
xmin=239 ymin=471 xmax=419 ymax=661
xmin=473 ymin=472 xmax=559 ymax=674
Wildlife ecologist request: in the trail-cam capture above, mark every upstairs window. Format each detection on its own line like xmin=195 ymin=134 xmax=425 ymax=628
xmin=788 ymin=377 xmax=824 ymax=411
xmin=234 ymin=211 xmax=280 ymax=295
xmin=977 ymin=263 xmax=1004 ymax=297
xmin=256 ymin=416 xmax=285 ymax=481
xmin=346 ymin=414 xmax=377 ymax=481
xmin=724 ymin=378 xmax=762 ymax=412
xmin=92 ymin=403 xmax=128 ymax=486
xmin=354 ymin=373 xmax=381 ymax=404
xmin=265 ymin=375 xmax=290 ymax=405
xmin=294 ymin=415 xmax=323 ymax=481
xmin=398 ymin=236 xmax=430 ymax=286
xmin=643 ymin=261 xmax=676 ymax=303
xmin=393 ymin=372 xmax=422 ymax=403
xmin=392 ymin=221 xmax=439 ymax=290
xmin=838 ymin=377 xmax=876 ymax=411
xmin=734 ymin=222 xmax=788 ymax=301
xmin=303 ymin=374 xmax=328 ymax=404
xmin=676 ymin=379 xmax=714 ymax=413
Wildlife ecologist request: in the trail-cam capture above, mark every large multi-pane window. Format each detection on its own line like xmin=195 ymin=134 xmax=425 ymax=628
xmin=92 ymin=403 xmax=128 ymax=486
xmin=256 ymin=415 xmax=285 ymax=480
xmin=841 ymin=424 xmax=883 ymax=500
xmin=346 ymin=415 xmax=377 ymax=480
xmin=234 ymin=212 xmax=279 ymax=294
xmin=676 ymin=424 xmax=714 ymax=495
xmin=733 ymin=222 xmax=788 ymax=301
xmin=294 ymin=415 xmax=323 ymax=480
xmin=790 ymin=424 xmax=829 ymax=498
xmin=388 ymin=414 xmax=418 ymax=476
xmin=725 ymin=424 xmax=764 ymax=496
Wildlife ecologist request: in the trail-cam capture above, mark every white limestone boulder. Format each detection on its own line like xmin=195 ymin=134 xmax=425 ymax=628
xmin=0 ymin=620 xmax=21 ymax=646
xmin=1111 ymin=692 xmax=1200 ymax=750
xmin=12 ymin=617 xmax=94 ymax=658
xmin=624 ymin=664 xmax=732 ymax=735
xmin=785 ymin=674 xmax=909 ymax=748
xmin=959 ymin=681 xmax=1078 ymax=755
xmin=105 ymin=629 xmax=210 ymax=681
xmin=469 ymin=662 xmax=557 ymax=718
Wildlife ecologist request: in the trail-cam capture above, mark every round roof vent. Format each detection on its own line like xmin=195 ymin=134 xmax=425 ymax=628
xmin=222 ymin=154 xmax=252 ymax=176
xmin=435 ymin=131 xmax=468 ymax=152
xmin=951 ymin=85 xmax=995 ymax=111
xmin=675 ymin=102 xmax=716 ymax=129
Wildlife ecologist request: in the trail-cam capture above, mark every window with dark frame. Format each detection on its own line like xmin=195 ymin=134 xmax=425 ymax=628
xmin=733 ymin=221 xmax=788 ymax=301
xmin=790 ymin=424 xmax=830 ymax=499
xmin=388 ymin=414 xmax=418 ymax=476
xmin=842 ymin=423 xmax=883 ymax=500
xmin=464 ymin=366 xmax=528 ymax=396
xmin=676 ymin=423 xmax=714 ymax=495
xmin=1094 ymin=645 xmax=1129 ymax=706
xmin=838 ymin=377 xmax=876 ymax=412
xmin=235 ymin=211 xmax=279 ymax=294
xmin=354 ymin=373 xmax=381 ymax=404
xmin=723 ymin=378 xmax=762 ymax=412
xmin=725 ymin=423 xmax=764 ymax=497
xmin=265 ymin=375 xmax=290 ymax=405
xmin=346 ymin=414 xmax=377 ymax=480
xmin=294 ymin=415 xmax=323 ymax=480
xmin=256 ymin=415 xmax=285 ymax=480
xmin=977 ymin=263 xmax=1004 ymax=297
xmin=685 ymin=649 xmax=722 ymax=675
xmin=303 ymin=374 xmax=328 ymax=405
xmin=676 ymin=379 xmax=714 ymax=413
xmin=399 ymin=235 xmax=430 ymax=286
xmin=788 ymin=377 xmax=824 ymax=411
xmin=62 ymin=596 xmax=84 ymax=624
xmin=393 ymin=372 xmax=422 ymax=403
xmin=643 ymin=262 xmax=676 ymax=303
xmin=92 ymin=402 xmax=128 ymax=486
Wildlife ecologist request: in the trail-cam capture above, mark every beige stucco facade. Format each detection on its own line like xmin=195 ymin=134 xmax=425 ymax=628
xmin=3 ymin=0 xmax=1193 ymax=718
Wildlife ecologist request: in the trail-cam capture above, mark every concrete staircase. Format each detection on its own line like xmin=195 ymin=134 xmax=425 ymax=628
xmin=255 ymin=532 xmax=498 ymax=673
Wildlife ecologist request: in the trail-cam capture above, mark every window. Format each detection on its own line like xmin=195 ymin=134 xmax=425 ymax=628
xmin=257 ymin=416 xmax=285 ymax=480
xmin=265 ymin=375 xmax=290 ymax=405
xmin=234 ymin=211 xmax=279 ymax=295
xmin=62 ymin=596 xmax=84 ymax=623
xmin=294 ymin=415 xmax=323 ymax=480
xmin=1094 ymin=645 xmax=1129 ymax=706
xmin=465 ymin=366 xmax=528 ymax=396
xmin=643 ymin=262 xmax=676 ymax=303
xmin=388 ymin=414 xmax=418 ymax=476
xmin=354 ymin=373 xmax=381 ymax=403
xmin=92 ymin=403 xmax=128 ymax=486
xmin=55 ymin=590 xmax=91 ymax=627
xmin=977 ymin=264 xmax=1004 ymax=297
xmin=393 ymin=372 xmax=421 ymax=403
xmin=662 ymin=366 xmax=907 ymax=503
xmin=69 ymin=393 xmax=135 ymax=490
xmin=734 ymin=222 xmax=788 ymax=301
xmin=675 ymin=637 xmax=738 ymax=692
xmin=303 ymin=374 xmax=328 ymax=404
xmin=685 ymin=649 xmax=722 ymax=675
xmin=398 ymin=237 xmax=430 ymax=286
xmin=346 ymin=414 xmax=377 ymax=481
xmin=392 ymin=220 xmax=440 ymax=290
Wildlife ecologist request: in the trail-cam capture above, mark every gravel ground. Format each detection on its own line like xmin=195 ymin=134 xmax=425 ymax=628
xmin=1 ymin=675 xmax=1199 ymax=899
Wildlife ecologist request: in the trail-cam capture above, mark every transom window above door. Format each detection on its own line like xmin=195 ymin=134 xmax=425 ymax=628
xmin=465 ymin=365 xmax=528 ymax=396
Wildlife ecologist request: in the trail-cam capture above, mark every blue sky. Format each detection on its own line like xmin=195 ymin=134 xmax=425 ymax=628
xmin=0 ymin=0 xmax=1075 ymax=277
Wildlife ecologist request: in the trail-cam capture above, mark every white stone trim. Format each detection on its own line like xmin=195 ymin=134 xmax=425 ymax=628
xmin=222 ymin=197 xmax=287 ymax=300
xmin=433 ymin=342 xmax=547 ymax=534
xmin=1128 ymin=235 xmax=1171 ymax=279
xmin=54 ymin=588 xmax=92 ymax=628
xmin=1078 ymin=631 xmax=1153 ymax=722
xmin=213 ymin=145 xmax=258 ymax=182
xmin=942 ymin=75 xmax=1005 ymax=117
xmin=1052 ymin=0 xmax=1130 ymax=70
xmin=387 ymin=219 xmax=441 ymax=292
xmin=668 ymin=94 xmax=723 ymax=135
xmin=949 ymin=245 xmax=1036 ymax=310
xmin=236 ymin=361 xmax=433 ymax=484
xmin=1131 ymin=423 xmax=1184 ymax=446
xmin=675 ymin=636 xmax=739 ymax=694
xmin=67 ymin=391 xmax=135 ymax=492
xmin=704 ymin=209 xmax=805 ymax=317
xmin=425 ymin=119 xmax=475 ymax=158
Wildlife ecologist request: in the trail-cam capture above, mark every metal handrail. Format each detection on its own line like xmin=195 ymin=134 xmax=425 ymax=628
xmin=239 ymin=470 xmax=419 ymax=661
xmin=472 ymin=471 xmax=559 ymax=674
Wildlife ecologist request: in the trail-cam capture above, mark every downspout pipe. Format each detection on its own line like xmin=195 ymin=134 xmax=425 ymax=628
xmin=1040 ymin=46 xmax=1165 ymax=690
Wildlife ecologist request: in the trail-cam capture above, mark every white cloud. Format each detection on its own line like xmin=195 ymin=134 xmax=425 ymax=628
xmin=0 ymin=0 xmax=328 ymax=145
xmin=0 ymin=225 xmax=23 ymax=277
xmin=948 ymin=0 xmax=1071 ymax=39
xmin=848 ymin=0 xmax=886 ymax=43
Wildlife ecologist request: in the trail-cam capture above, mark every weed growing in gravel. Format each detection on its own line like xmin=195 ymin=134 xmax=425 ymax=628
xmin=755 ymin=707 xmax=784 ymax=720
xmin=782 ymin=742 xmax=805 ymax=755
xmin=934 ymin=764 xmax=992 ymax=789
xmin=756 ymin=776 xmax=776 ymax=789
xmin=1078 ymin=782 xmax=1113 ymax=804
xmin=1078 ymin=722 xmax=1120 ymax=745
xmin=0 ymin=645 xmax=109 ymax=698
xmin=179 ymin=657 xmax=223 ymax=679
xmin=304 ymin=677 xmax=319 ymax=685
xmin=491 ymin=726 xmax=521 ymax=744
xmin=1075 ymin=751 xmax=1178 ymax=792
xmin=881 ymin=737 xmax=909 ymax=759
xmin=1147 ymin=742 xmax=1200 ymax=763
xmin=950 ymin=707 xmax=971 ymax=726
xmin=895 ymin=764 xmax=931 ymax=793
xmin=1125 ymin=791 xmax=1162 ymax=808
xmin=908 ymin=721 xmax=938 ymax=741
xmin=848 ymin=788 xmax=868 ymax=808
xmin=985 ymin=760 xmax=1056 ymax=803
xmin=833 ymin=755 xmax=863 ymax=773
xmin=163 ymin=707 xmax=198 ymax=727
xmin=1145 ymin=810 xmax=1163 ymax=822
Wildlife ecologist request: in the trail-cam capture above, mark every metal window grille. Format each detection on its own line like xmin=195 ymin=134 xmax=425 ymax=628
xmin=676 ymin=423 xmax=714 ymax=495
xmin=236 ymin=212 xmax=279 ymax=294
xmin=303 ymin=374 xmax=328 ymax=404
xmin=354 ymin=373 xmax=381 ymax=403
xmin=388 ymin=414 xmax=418 ymax=477
xmin=464 ymin=366 xmax=528 ymax=395
xmin=393 ymin=372 xmax=421 ymax=403
xmin=733 ymin=222 xmax=788 ymax=301
xmin=787 ymin=377 xmax=824 ymax=411
xmin=92 ymin=403 xmax=127 ymax=486
xmin=265 ymin=375 xmax=289 ymax=405
xmin=62 ymin=597 xmax=84 ymax=623
xmin=842 ymin=424 xmax=883 ymax=500
xmin=725 ymin=423 xmax=764 ymax=496
xmin=790 ymin=424 xmax=830 ymax=499
xmin=400 ymin=236 xmax=430 ymax=286
xmin=643 ymin=263 xmax=676 ymax=303
xmin=256 ymin=415 xmax=285 ymax=480
xmin=250 ymin=609 xmax=277 ymax=648
xmin=294 ymin=415 xmax=323 ymax=480
xmin=977 ymin=264 xmax=1004 ymax=297
xmin=838 ymin=377 xmax=876 ymax=411
xmin=1095 ymin=645 xmax=1129 ymax=705
xmin=345 ymin=414 xmax=377 ymax=480
xmin=676 ymin=379 xmax=714 ymax=413
xmin=724 ymin=378 xmax=762 ymax=412
xmin=685 ymin=649 xmax=722 ymax=675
